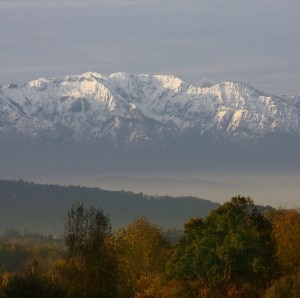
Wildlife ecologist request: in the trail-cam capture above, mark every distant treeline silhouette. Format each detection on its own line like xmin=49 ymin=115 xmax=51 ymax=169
xmin=0 ymin=179 xmax=219 ymax=234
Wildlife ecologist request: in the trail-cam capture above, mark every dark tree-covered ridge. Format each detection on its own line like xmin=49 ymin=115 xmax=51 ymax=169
xmin=0 ymin=179 xmax=219 ymax=234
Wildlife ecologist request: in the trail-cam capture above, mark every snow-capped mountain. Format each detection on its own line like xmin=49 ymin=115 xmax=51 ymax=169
xmin=1 ymin=71 xmax=300 ymax=149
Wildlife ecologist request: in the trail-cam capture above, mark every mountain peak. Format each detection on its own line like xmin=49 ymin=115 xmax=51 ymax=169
xmin=151 ymin=74 xmax=186 ymax=91
xmin=219 ymin=80 xmax=254 ymax=90
xmin=109 ymin=72 xmax=134 ymax=80
xmin=81 ymin=71 xmax=106 ymax=80
xmin=28 ymin=77 xmax=49 ymax=91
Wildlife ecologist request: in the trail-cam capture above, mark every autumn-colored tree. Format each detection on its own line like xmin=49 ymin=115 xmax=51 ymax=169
xmin=263 ymin=270 xmax=300 ymax=298
xmin=168 ymin=196 xmax=275 ymax=296
xmin=115 ymin=217 xmax=169 ymax=297
xmin=269 ymin=208 xmax=300 ymax=272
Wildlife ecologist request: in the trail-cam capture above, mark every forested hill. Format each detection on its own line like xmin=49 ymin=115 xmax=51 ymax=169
xmin=0 ymin=179 xmax=219 ymax=234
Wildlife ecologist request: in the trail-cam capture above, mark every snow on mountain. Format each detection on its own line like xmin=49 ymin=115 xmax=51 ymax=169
xmin=1 ymin=72 xmax=300 ymax=147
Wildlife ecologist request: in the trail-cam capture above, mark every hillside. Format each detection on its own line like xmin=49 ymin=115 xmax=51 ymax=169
xmin=0 ymin=179 xmax=219 ymax=234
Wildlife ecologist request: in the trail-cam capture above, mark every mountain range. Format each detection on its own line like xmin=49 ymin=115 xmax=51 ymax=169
xmin=1 ymin=72 xmax=300 ymax=175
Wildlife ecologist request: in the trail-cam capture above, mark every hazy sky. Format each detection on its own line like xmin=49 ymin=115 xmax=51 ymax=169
xmin=1 ymin=0 xmax=300 ymax=95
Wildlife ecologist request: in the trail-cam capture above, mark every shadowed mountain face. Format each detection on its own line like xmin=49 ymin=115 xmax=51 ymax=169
xmin=0 ymin=72 xmax=300 ymax=175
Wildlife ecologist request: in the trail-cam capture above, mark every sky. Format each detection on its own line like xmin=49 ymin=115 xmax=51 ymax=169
xmin=0 ymin=0 xmax=300 ymax=95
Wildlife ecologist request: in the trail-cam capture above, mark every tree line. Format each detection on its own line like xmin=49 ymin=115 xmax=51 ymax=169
xmin=0 ymin=196 xmax=299 ymax=297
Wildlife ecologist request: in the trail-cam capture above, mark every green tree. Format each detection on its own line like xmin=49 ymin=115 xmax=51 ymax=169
xmin=62 ymin=201 xmax=118 ymax=298
xmin=168 ymin=196 xmax=275 ymax=296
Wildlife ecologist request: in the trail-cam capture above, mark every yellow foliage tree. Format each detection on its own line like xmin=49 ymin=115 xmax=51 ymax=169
xmin=115 ymin=217 xmax=169 ymax=297
xmin=270 ymin=209 xmax=300 ymax=272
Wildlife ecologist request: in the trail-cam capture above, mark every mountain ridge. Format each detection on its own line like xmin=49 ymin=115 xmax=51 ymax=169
xmin=1 ymin=72 xmax=300 ymax=175
xmin=1 ymin=71 xmax=299 ymax=147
